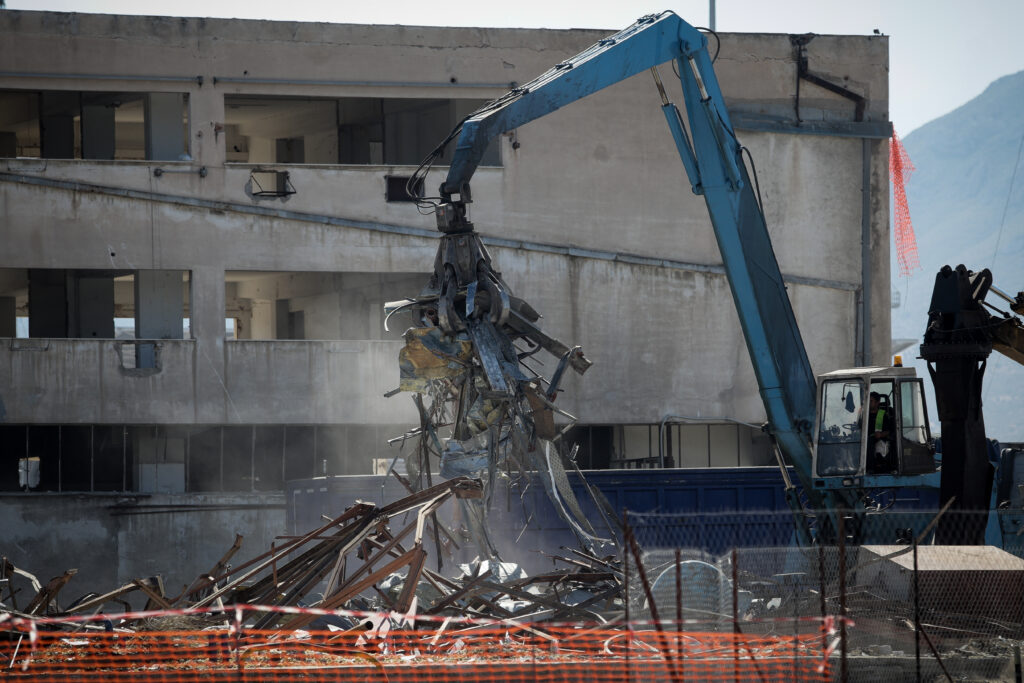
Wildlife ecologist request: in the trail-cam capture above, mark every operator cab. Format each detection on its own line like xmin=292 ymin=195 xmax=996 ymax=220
xmin=812 ymin=365 xmax=935 ymax=486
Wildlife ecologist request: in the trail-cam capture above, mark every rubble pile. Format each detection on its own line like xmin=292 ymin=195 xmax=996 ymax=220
xmin=0 ymin=489 xmax=840 ymax=681
xmin=0 ymin=477 xmax=625 ymax=638
xmin=7 ymin=508 xmax=1021 ymax=680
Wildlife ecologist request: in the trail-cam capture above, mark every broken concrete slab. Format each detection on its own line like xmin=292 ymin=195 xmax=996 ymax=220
xmin=859 ymin=544 xmax=1024 ymax=621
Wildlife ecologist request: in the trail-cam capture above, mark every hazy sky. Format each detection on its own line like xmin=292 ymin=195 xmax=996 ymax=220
xmin=6 ymin=0 xmax=1024 ymax=134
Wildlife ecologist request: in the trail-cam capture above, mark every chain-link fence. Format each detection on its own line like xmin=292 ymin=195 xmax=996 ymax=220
xmin=625 ymin=509 xmax=1024 ymax=682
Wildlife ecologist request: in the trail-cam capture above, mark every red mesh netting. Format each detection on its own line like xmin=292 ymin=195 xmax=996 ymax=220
xmin=2 ymin=606 xmax=833 ymax=682
xmin=3 ymin=625 xmax=831 ymax=682
xmin=890 ymin=130 xmax=921 ymax=276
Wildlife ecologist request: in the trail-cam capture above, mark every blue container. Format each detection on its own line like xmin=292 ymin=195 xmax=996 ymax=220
xmin=286 ymin=467 xmax=940 ymax=573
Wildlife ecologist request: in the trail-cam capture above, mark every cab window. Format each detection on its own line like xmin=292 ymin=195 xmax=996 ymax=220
xmin=816 ymin=380 xmax=863 ymax=476
xmin=898 ymin=379 xmax=935 ymax=474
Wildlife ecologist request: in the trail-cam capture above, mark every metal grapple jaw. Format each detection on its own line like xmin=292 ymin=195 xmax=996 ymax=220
xmin=425 ymin=230 xmax=511 ymax=335
xmin=411 ymin=217 xmax=592 ymax=380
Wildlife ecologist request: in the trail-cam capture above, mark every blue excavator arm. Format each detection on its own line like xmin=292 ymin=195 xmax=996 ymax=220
xmin=425 ymin=11 xmax=820 ymax=506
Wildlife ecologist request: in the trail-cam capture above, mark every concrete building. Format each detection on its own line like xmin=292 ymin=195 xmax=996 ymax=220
xmin=0 ymin=10 xmax=891 ymax=591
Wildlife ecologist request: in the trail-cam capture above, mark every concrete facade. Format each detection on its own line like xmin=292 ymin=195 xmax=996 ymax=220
xmin=0 ymin=11 xmax=891 ymax=590
xmin=0 ymin=492 xmax=285 ymax=607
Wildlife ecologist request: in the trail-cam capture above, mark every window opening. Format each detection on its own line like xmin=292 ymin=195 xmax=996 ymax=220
xmin=1 ymin=268 xmax=190 ymax=369
xmin=224 ymin=95 xmax=500 ymax=166
xmin=0 ymin=89 xmax=189 ymax=160
xmin=225 ymin=271 xmax=426 ymax=341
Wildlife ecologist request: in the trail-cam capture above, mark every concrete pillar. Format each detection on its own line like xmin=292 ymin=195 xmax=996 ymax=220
xmin=135 ymin=271 xmax=184 ymax=340
xmin=249 ymin=300 xmax=275 ymax=340
xmin=189 ymin=266 xmax=226 ymax=423
xmin=81 ymin=102 xmax=116 ymax=160
xmin=275 ymin=299 xmax=290 ymax=339
xmin=0 ymin=297 xmax=15 ymax=337
xmin=28 ymin=269 xmax=67 ymax=338
xmin=40 ymin=92 xmax=78 ymax=159
xmin=187 ymin=81 xmax=223 ymax=168
xmin=135 ymin=270 xmax=183 ymax=368
xmin=144 ymin=93 xmax=186 ymax=161
xmin=70 ymin=272 xmax=114 ymax=338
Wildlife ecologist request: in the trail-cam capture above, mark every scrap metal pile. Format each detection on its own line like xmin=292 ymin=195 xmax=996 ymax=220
xmin=2 ymin=498 xmax=841 ymax=681
xmin=1 ymin=478 xmax=624 ymax=637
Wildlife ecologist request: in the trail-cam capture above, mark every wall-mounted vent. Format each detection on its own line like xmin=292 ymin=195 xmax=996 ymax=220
xmin=385 ymin=175 xmax=423 ymax=203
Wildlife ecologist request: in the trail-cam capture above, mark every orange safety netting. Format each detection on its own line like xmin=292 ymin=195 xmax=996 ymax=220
xmin=3 ymin=614 xmax=832 ymax=682
xmin=890 ymin=130 xmax=921 ymax=276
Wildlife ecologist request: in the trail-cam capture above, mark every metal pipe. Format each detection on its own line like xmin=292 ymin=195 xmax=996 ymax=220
xmin=990 ymin=284 xmax=1021 ymax=309
xmin=212 ymin=76 xmax=513 ymax=89
xmin=854 ymin=287 xmax=864 ymax=367
xmin=650 ymin=67 xmax=671 ymax=106
xmin=687 ymin=57 xmax=710 ymax=101
xmin=860 ymin=138 xmax=872 ymax=366
xmin=0 ymin=71 xmax=202 ymax=85
xmin=152 ymin=166 xmax=206 ymax=177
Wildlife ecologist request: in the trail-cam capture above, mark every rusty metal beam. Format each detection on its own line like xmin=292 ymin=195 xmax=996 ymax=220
xmin=281 ymin=548 xmax=422 ymax=630
xmin=394 ymin=548 xmax=427 ymax=613
xmin=189 ymin=503 xmax=376 ymax=607
xmin=26 ymin=569 xmax=77 ymax=615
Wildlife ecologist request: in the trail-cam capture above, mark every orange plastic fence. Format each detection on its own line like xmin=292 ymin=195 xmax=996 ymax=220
xmin=4 ymin=616 xmax=831 ymax=682
xmin=890 ymin=130 xmax=920 ymax=277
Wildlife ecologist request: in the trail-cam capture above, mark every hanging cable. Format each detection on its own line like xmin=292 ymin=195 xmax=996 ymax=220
xmin=741 ymin=147 xmax=765 ymax=216
xmin=694 ymin=27 xmax=721 ymax=64
xmin=405 ymin=86 xmax=535 ymax=214
xmin=990 ymin=127 xmax=1024 ymax=271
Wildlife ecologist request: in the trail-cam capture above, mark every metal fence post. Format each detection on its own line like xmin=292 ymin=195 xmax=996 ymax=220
xmin=793 ymin=575 xmax=799 ymax=681
xmin=623 ymin=509 xmax=631 ymax=683
xmin=914 ymin=537 xmax=921 ymax=683
xmin=838 ymin=514 xmax=847 ymax=683
xmin=733 ymin=547 xmax=740 ymax=683
xmin=818 ymin=544 xmax=827 ymax=662
xmin=675 ymin=547 xmax=683 ymax=672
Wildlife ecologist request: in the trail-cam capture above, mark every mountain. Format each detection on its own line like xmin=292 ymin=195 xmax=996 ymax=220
xmin=892 ymin=70 xmax=1024 ymax=442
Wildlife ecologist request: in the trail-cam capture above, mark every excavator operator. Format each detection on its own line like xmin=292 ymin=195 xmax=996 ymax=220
xmin=867 ymin=392 xmax=895 ymax=473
